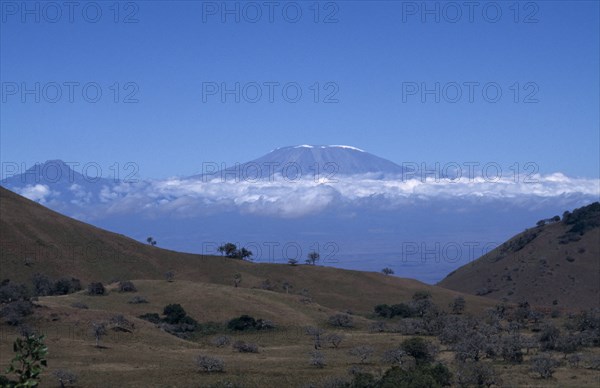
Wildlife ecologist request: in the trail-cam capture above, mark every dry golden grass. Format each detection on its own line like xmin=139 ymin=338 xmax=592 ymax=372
xmin=0 ymin=280 xmax=598 ymax=387
xmin=439 ymin=216 xmax=600 ymax=310
xmin=2 ymin=188 xmax=599 ymax=386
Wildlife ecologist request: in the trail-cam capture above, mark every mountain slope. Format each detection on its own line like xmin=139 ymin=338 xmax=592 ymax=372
xmin=191 ymin=145 xmax=406 ymax=180
xmin=0 ymin=186 xmax=491 ymax=315
xmin=1 ymin=160 xmax=120 ymax=206
xmin=438 ymin=202 xmax=600 ymax=310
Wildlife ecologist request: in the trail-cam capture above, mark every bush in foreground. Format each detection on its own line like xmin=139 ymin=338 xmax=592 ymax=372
xmin=118 ymin=281 xmax=137 ymax=293
xmin=328 ymin=313 xmax=354 ymax=328
xmin=232 ymin=341 xmax=258 ymax=353
xmin=196 ymin=355 xmax=225 ymax=373
xmin=87 ymin=282 xmax=105 ymax=296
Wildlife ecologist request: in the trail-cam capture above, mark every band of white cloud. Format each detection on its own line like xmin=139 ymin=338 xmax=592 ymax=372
xmin=14 ymin=173 xmax=600 ymax=219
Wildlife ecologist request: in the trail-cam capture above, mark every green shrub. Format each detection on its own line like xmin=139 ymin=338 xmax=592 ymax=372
xmin=1 ymin=333 xmax=48 ymax=387
xmin=163 ymin=304 xmax=187 ymax=324
xmin=227 ymin=315 xmax=257 ymax=331
xmin=139 ymin=313 xmax=161 ymax=324
xmin=401 ymin=337 xmax=434 ymax=364
xmin=87 ymin=282 xmax=105 ymax=296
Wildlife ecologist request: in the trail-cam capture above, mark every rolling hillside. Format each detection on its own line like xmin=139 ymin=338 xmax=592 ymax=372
xmin=438 ymin=202 xmax=600 ymax=310
xmin=0 ymin=186 xmax=490 ymax=315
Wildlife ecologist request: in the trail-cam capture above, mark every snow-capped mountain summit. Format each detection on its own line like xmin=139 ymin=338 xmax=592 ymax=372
xmin=193 ymin=145 xmax=405 ymax=181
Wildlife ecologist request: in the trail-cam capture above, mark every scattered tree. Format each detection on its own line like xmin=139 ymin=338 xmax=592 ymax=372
xmin=309 ymin=351 xmax=325 ymax=368
xmin=288 ymin=258 xmax=298 ymax=266
xmin=218 ymin=243 xmax=253 ymax=260
xmin=32 ymin=273 xmax=53 ymax=296
xmin=305 ymin=326 xmax=325 ymax=349
xmin=0 ymin=280 xmax=30 ymax=303
xmin=195 ymin=355 xmax=224 ymax=373
xmin=381 ymin=267 xmax=394 ymax=275
xmin=325 ymin=333 xmax=344 ymax=348
xmin=450 ymin=296 xmax=466 ymax=315
xmin=92 ymin=322 xmax=107 ymax=347
xmin=118 ymin=280 xmax=137 ymax=293
xmin=538 ymin=322 xmax=560 ymax=351
xmin=369 ymin=321 xmax=387 ymax=333
xmin=501 ymin=334 xmax=524 ymax=363
xmin=128 ymin=296 xmax=148 ymax=304
xmin=110 ymin=314 xmax=135 ymax=333
xmin=87 ymin=282 xmax=105 ymax=296
xmin=382 ymin=348 xmax=406 ymax=365
xmin=327 ymin=314 xmax=354 ymax=328
xmin=456 ymin=362 xmax=499 ymax=387
xmin=531 ymin=353 xmax=559 ymax=379
xmin=232 ymin=341 xmax=258 ymax=353
xmin=235 ymin=248 xmax=253 ymax=260
xmin=282 ymin=281 xmax=292 ymax=294
xmin=146 ymin=237 xmax=157 ymax=246
xmin=455 ymin=331 xmax=488 ymax=362
xmin=401 ymin=337 xmax=434 ymax=365
xmin=53 ymin=369 xmax=77 ymax=388
xmin=53 ymin=277 xmax=82 ymax=295
xmin=567 ymin=353 xmax=582 ymax=368
xmin=211 ymin=335 xmax=231 ymax=348
xmin=228 ymin=315 xmax=256 ymax=331
xmin=1 ymin=300 xmax=33 ymax=326
xmin=233 ymin=273 xmax=242 ymax=288
xmin=306 ymin=251 xmax=320 ymax=265
xmin=218 ymin=242 xmax=237 ymax=257
xmin=556 ymin=333 xmax=580 ymax=357
xmin=163 ymin=304 xmax=187 ymax=324
xmin=380 ymin=363 xmax=452 ymax=387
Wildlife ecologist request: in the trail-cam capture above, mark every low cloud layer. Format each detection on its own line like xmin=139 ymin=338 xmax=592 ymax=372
xmin=14 ymin=173 xmax=600 ymax=219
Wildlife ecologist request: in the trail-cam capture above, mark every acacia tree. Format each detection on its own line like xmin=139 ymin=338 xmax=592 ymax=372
xmin=218 ymin=243 xmax=237 ymax=257
xmin=53 ymin=369 xmax=78 ymax=388
xmin=195 ymin=355 xmax=224 ymax=373
xmin=381 ymin=267 xmax=394 ymax=275
xmin=531 ymin=354 xmax=559 ymax=379
xmin=282 ymin=281 xmax=292 ymax=294
xmin=306 ymin=251 xmax=320 ymax=265
xmin=306 ymin=326 xmax=325 ymax=349
xmin=233 ymin=273 xmax=242 ymax=288
xmin=146 ymin=237 xmax=157 ymax=246
xmin=450 ymin=296 xmax=466 ymax=314
xmin=382 ymin=348 xmax=405 ymax=365
xmin=235 ymin=248 xmax=253 ymax=261
xmin=92 ymin=322 xmax=107 ymax=348
xmin=325 ymin=333 xmax=344 ymax=348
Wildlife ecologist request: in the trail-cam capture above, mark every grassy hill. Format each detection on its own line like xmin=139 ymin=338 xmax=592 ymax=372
xmin=1 ymin=187 xmax=600 ymax=386
xmin=438 ymin=202 xmax=600 ymax=310
xmin=0 ymin=185 xmax=491 ymax=316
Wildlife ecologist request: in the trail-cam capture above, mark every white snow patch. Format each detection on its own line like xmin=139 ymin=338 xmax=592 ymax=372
xmin=326 ymin=145 xmax=365 ymax=152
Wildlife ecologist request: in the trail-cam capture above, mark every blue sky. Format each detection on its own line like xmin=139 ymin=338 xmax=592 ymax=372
xmin=1 ymin=0 xmax=599 ymax=179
